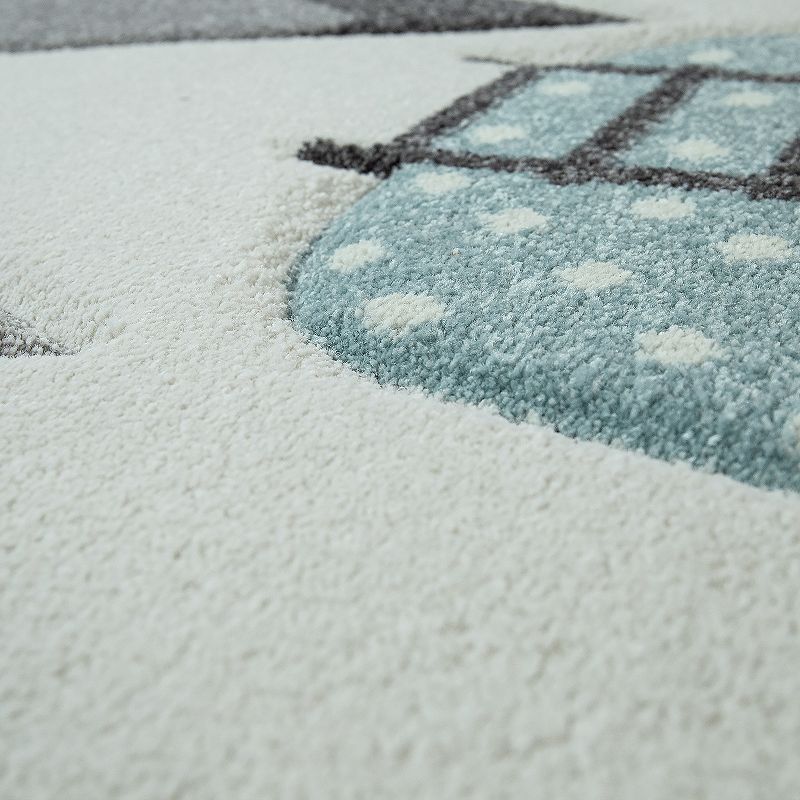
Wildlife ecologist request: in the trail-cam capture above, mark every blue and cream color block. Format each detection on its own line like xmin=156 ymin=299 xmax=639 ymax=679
xmin=433 ymin=69 xmax=661 ymax=159
xmin=289 ymin=36 xmax=800 ymax=492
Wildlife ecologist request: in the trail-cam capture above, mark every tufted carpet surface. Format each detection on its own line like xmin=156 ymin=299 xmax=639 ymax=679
xmin=2 ymin=2 xmax=800 ymax=798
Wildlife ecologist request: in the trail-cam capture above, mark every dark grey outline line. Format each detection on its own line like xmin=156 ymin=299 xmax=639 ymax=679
xmin=392 ymin=65 xmax=540 ymax=149
xmin=297 ymin=60 xmax=800 ymax=200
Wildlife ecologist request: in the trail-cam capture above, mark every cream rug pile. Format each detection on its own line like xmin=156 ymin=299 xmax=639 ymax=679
xmin=2 ymin=1 xmax=799 ymax=797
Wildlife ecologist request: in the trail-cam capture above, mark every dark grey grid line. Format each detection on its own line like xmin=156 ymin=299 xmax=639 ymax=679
xmin=393 ymin=63 xmax=800 ymax=155
xmin=297 ymin=61 xmax=800 ymax=200
xmin=562 ymin=67 xmax=707 ymax=178
xmin=297 ymin=140 xmax=787 ymax=195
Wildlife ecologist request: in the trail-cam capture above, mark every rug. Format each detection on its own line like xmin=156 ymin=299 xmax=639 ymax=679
xmin=2 ymin=2 xmax=800 ymax=798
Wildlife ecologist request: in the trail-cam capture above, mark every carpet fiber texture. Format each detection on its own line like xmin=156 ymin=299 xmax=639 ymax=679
xmin=0 ymin=0 xmax=621 ymax=49
xmin=292 ymin=35 xmax=800 ymax=492
xmin=2 ymin=2 xmax=800 ymax=799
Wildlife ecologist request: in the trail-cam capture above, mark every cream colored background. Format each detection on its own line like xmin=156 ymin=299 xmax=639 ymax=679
xmin=2 ymin=8 xmax=800 ymax=798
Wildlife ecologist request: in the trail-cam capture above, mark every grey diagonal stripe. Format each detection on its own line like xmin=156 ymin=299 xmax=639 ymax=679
xmin=321 ymin=0 xmax=623 ymax=33
xmin=0 ymin=0 xmax=354 ymax=51
xmin=0 ymin=0 xmax=623 ymax=52
xmin=0 ymin=311 xmax=68 ymax=357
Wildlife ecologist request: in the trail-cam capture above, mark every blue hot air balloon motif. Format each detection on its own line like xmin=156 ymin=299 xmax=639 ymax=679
xmin=290 ymin=35 xmax=800 ymax=492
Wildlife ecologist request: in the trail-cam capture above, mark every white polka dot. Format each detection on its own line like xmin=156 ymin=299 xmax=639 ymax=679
xmin=631 ymin=196 xmax=696 ymax=220
xmin=468 ymin=124 xmax=525 ymax=144
xmin=361 ymin=293 xmax=445 ymax=335
xmin=525 ymin=409 xmax=544 ymax=425
xmin=330 ymin=240 xmax=385 ymax=272
xmin=722 ymin=90 xmax=776 ymax=108
xmin=413 ymin=171 xmax=471 ymax=195
xmin=561 ymin=261 xmax=632 ymax=291
xmin=637 ymin=326 xmax=723 ymax=365
xmin=667 ymin=137 xmax=730 ymax=161
xmin=538 ymin=80 xmax=590 ymax=96
xmin=687 ymin=48 xmax=735 ymax=65
xmin=481 ymin=207 xmax=549 ymax=234
xmin=509 ymin=277 xmax=539 ymax=295
xmin=715 ymin=233 xmax=794 ymax=263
